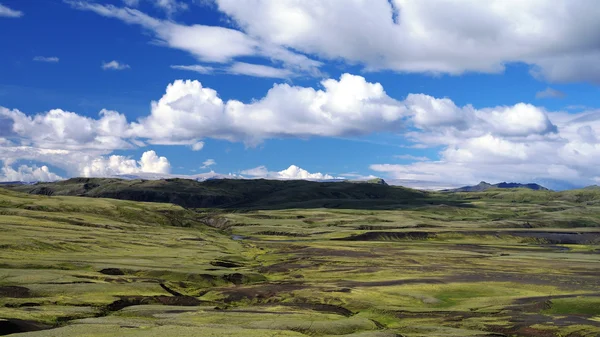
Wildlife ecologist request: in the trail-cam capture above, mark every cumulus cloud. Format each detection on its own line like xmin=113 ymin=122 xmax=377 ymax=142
xmin=214 ymin=0 xmax=600 ymax=83
xmin=404 ymin=96 xmax=557 ymax=143
xmin=3 ymin=72 xmax=600 ymax=186
xmin=79 ymin=150 xmax=170 ymax=177
xmin=1 ymin=164 xmax=62 ymax=182
xmin=536 ymin=87 xmax=566 ymax=99
xmin=33 ymin=56 xmax=59 ymax=63
xmin=0 ymin=3 xmax=23 ymax=18
xmin=130 ymin=74 xmax=405 ymax=145
xmin=102 ymin=60 xmax=130 ymax=70
xmin=201 ymin=159 xmax=216 ymax=169
xmin=371 ymin=106 xmax=600 ymax=189
xmin=0 ymin=107 xmax=133 ymax=151
xmin=241 ymin=165 xmax=337 ymax=180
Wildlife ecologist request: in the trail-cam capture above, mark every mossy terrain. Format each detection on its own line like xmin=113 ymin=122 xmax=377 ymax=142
xmin=1 ymin=182 xmax=599 ymax=336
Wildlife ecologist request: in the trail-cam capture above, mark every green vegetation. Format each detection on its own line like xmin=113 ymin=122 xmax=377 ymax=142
xmin=1 ymin=180 xmax=600 ymax=336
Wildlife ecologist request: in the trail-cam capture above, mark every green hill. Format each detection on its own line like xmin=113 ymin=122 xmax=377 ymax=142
xmin=4 ymin=177 xmax=425 ymax=210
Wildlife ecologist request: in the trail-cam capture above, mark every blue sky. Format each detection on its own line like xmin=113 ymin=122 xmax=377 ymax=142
xmin=1 ymin=0 xmax=599 ymax=190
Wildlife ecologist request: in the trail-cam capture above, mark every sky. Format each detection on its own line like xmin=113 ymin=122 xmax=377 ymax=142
xmin=0 ymin=0 xmax=599 ymax=190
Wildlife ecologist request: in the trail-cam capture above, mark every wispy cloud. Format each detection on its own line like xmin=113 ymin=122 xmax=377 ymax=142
xmin=536 ymin=87 xmax=566 ymax=99
xmin=68 ymin=1 xmax=321 ymax=77
xmin=201 ymin=159 xmax=216 ymax=169
xmin=102 ymin=60 xmax=130 ymax=70
xmin=171 ymin=62 xmax=294 ymax=79
xmin=227 ymin=62 xmax=294 ymax=79
xmin=0 ymin=3 xmax=23 ymax=18
xmin=33 ymin=56 xmax=59 ymax=63
xmin=395 ymin=154 xmax=430 ymax=161
xmin=171 ymin=64 xmax=214 ymax=74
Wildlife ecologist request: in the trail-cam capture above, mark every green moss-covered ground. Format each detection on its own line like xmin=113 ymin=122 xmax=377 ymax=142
xmin=1 ymin=187 xmax=599 ymax=336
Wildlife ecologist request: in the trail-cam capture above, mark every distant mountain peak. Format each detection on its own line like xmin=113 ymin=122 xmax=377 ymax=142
xmin=444 ymin=181 xmax=549 ymax=192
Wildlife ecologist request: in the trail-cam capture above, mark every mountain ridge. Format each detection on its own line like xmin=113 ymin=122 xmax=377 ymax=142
xmin=3 ymin=177 xmax=421 ymax=210
xmin=443 ymin=181 xmax=550 ymax=192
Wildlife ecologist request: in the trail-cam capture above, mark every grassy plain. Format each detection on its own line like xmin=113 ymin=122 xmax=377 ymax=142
xmin=0 ymin=185 xmax=599 ymax=336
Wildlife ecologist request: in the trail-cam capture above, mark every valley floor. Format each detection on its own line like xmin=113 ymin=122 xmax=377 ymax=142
xmin=0 ymin=188 xmax=599 ymax=336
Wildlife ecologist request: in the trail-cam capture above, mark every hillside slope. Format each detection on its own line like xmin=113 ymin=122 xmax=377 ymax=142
xmin=5 ymin=177 xmax=427 ymax=209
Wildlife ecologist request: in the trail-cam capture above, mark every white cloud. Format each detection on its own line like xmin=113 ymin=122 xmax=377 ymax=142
xmin=102 ymin=60 xmax=130 ymax=70
xmin=79 ymin=150 xmax=170 ymax=177
xmin=190 ymin=141 xmax=204 ymax=151
xmin=201 ymin=158 xmax=216 ymax=168
xmin=0 ymin=107 xmax=132 ymax=151
xmin=68 ymin=1 xmax=321 ymax=77
xmin=1 ymin=164 xmax=62 ymax=182
xmin=130 ymin=74 xmax=405 ymax=145
xmin=171 ymin=62 xmax=295 ymax=78
xmin=123 ymin=0 xmax=140 ymax=6
xmin=371 ymin=105 xmax=600 ymax=188
xmin=536 ymin=87 xmax=566 ymax=99
xmin=68 ymin=1 xmax=600 ymax=82
xmin=227 ymin=62 xmax=294 ymax=79
xmin=153 ymin=0 xmax=188 ymax=16
xmin=395 ymin=154 xmax=429 ymax=161
xmin=122 ymin=0 xmax=187 ymax=16
xmin=33 ymin=56 xmax=59 ymax=63
xmin=2 ymin=71 xmax=600 ymax=187
xmin=0 ymin=3 xmax=23 ymax=18
xmin=241 ymin=165 xmax=337 ymax=180
xmin=171 ymin=64 xmax=214 ymax=74
xmin=215 ymin=0 xmax=600 ymax=83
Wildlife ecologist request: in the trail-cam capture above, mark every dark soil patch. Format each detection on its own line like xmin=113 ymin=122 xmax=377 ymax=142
xmin=447 ymin=230 xmax=600 ymax=245
xmin=223 ymin=273 xmax=265 ymax=285
xmin=0 ymin=319 xmax=51 ymax=336
xmin=105 ymin=295 xmax=205 ymax=312
xmin=0 ymin=286 xmax=31 ymax=298
xmin=75 ymin=274 xmax=128 ymax=283
xmin=3 ymin=303 xmax=41 ymax=308
xmin=504 ymin=231 xmax=600 ymax=244
xmin=510 ymin=293 xmax=600 ymax=308
xmin=486 ymin=326 xmax=555 ymax=337
xmin=324 ymin=288 xmax=352 ymax=293
xmin=443 ymin=272 xmax=600 ymax=290
xmin=255 ymin=231 xmax=309 ymax=237
xmin=210 ymin=260 xmax=244 ymax=268
xmin=413 ymin=224 xmax=442 ymax=228
xmin=220 ymin=282 xmax=306 ymax=303
xmin=333 ymin=231 xmax=433 ymax=241
xmin=159 ymin=283 xmax=184 ymax=296
xmin=339 ymin=278 xmax=444 ymax=287
xmin=245 ymin=214 xmax=294 ymax=220
xmin=99 ymin=268 xmax=125 ymax=276
xmin=357 ymin=225 xmax=399 ymax=230
xmin=180 ymin=237 xmax=205 ymax=241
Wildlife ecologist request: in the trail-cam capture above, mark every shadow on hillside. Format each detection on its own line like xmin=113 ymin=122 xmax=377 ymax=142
xmin=2 ymin=178 xmax=475 ymax=211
